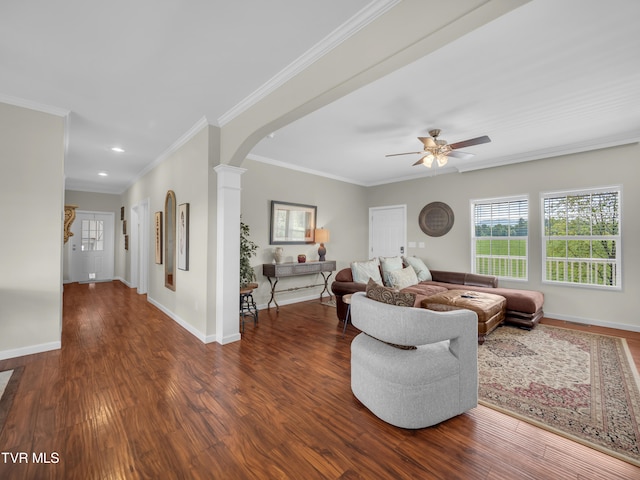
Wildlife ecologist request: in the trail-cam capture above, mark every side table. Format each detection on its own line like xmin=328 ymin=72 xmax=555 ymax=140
xmin=262 ymin=261 xmax=337 ymax=311
xmin=342 ymin=293 xmax=353 ymax=337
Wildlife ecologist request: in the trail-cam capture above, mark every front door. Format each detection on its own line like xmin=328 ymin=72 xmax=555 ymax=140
xmin=70 ymin=211 xmax=115 ymax=282
xmin=369 ymin=205 xmax=407 ymax=259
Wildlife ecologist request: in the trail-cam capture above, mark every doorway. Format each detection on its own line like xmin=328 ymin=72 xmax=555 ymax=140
xmin=70 ymin=211 xmax=115 ymax=283
xmin=131 ymin=199 xmax=150 ymax=294
xmin=369 ymin=205 xmax=407 ymax=259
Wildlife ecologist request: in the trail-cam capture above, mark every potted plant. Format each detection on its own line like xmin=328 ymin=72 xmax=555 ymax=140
xmin=240 ymin=219 xmax=259 ymax=287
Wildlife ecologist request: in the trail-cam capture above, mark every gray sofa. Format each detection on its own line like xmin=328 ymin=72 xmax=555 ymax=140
xmin=350 ymin=292 xmax=478 ymax=429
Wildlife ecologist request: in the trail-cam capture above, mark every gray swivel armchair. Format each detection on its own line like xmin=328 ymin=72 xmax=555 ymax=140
xmin=350 ymin=292 xmax=478 ymax=429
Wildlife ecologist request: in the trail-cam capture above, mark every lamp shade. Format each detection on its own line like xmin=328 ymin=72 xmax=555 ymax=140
xmin=315 ymin=228 xmax=330 ymax=244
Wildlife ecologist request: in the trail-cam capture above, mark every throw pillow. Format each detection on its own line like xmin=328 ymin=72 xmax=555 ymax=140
xmin=402 ymin=256 xmax=432 ymax=282
xmin=365 ymin=333 xmax=417 ymax=350
xmin=379 ymin=256 xmax=404 ymax=287
xmin=365 ymin=278 xmax=416 ymax=307
xmin=387 ymin=266 xmax=419 ymax=290
xmin=351 ymin=258 xmax=383 ymax=285
xmin=364 ymin=279 xmax=418 ymax=350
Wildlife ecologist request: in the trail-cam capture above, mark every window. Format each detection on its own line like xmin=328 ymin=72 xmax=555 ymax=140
xmin=81 ymin=220 xmax=104 ymax=251
xmin=471 ymin=196 xmax=528 ymax=280
xmin=542 ymin=186 xmax=621 ymax=289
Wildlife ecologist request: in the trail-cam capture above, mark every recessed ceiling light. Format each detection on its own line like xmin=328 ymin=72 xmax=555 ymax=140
xmin=98 ymin=171 xmax=108 ymax=176
xmin=111 ymin=147 xmax=125 ymax=153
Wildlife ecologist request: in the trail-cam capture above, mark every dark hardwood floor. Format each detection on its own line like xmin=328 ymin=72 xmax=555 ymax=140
xmin=1 ymin=281 xmax=639 ymax=479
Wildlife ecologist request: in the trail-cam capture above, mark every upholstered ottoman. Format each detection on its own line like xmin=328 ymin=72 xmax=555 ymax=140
xmin=422 ymin=290 xmax=506 ymax=344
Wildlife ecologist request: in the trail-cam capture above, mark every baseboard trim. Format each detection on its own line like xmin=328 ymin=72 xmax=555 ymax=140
xmin=146 ymin=296 xmax=207 ymax=343
xmin=115 ymin=276 xmax=132 ymax=288
xmin=256 ymin=293 xmax=324 ymax=311
xmin=145 ymin=291 xmax=330 ymax=345
xmin=0 ymin=341 xmax=61 ymax=361
xmin=216 ymin=333 xmax=242 ymax=345
xmin=545 ymin=311 xmax=640 ymax=333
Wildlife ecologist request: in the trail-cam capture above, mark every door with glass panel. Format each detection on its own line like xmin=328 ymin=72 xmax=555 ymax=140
xmin=70 ymin=211 xmax=115 ymax=282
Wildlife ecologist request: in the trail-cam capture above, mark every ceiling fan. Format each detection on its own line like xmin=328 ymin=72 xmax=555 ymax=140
xmin=386 ymin=129 xmax=491 ymax=168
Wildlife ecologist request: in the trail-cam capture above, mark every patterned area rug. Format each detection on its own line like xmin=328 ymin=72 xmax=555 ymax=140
xmin=479 ymin=325 xmax=640 ymax=467
xmin=0 ymin=367 xmax=23 ymax=434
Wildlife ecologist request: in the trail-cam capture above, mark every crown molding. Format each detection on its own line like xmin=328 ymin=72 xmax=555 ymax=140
xmin=0 ymin=93 xmax=70 ymax=117
xmin=217 ymin=0 xmax=401 ymax=126
xmin=246 ymin=153 xmax=368 ymax=186
xmin=124 ymin=116 xmax=210 ymax=193
xmin=246 ymin=153 xmax=461 ymax=188
xmin=457 ymin=132 xmax=640 ymax=173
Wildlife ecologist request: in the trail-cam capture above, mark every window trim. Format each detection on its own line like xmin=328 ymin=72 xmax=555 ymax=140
xmin=540 ymin=185 xmax=622 ymax=290
xmin=470 ymin=194 xmax=529 ymax=281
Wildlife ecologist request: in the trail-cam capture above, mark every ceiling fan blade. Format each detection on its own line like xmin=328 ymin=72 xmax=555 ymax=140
xmin=447 ymin=150 xmax=475 ymax=160
xmin=449 ymin=135 xmax=491 ymax=150
xmin=385 ymin=151 xmax=424 ymax=157
xmin=418 ymin=137 xmax=436 ymax=148
xmin=412 ymin=157 xmax=426 ymax=166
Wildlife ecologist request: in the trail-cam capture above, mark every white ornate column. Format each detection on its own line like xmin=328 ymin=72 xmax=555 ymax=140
xmin=214 ymin=165 xmax=246 ymax=344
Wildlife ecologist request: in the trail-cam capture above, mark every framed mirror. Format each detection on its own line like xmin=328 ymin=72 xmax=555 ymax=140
xmin=269 ymin=200 xmax=316 ymax=245
xmin=165 ymin=190 xmax=176 ymax=290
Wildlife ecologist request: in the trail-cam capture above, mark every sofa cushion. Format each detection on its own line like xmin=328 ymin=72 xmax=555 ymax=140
xmin=424 ymin=282 xmax=543 ymax=314
xmin=400 ymin=283 xmax=449 ymax=307
xmin=403 ymin=256 xmax=432 ymax=282
xmin=365 ymin=278 xmax=416 ymax=307
xmin=379 ymin=256 xmax=404 ymax=286
xmin=490 ymin=287 xmax=544 ymax=314
xmin=430 ymin=270 xmax=498 ymax=288
xmin=387 ymin=266 xmax=419 ymax=290
xmin=351 ymin=258 xmax=383 ymax=285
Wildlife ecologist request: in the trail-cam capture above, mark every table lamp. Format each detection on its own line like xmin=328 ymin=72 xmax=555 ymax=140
xmin=315 ymin=228 xmax=330 ymax=261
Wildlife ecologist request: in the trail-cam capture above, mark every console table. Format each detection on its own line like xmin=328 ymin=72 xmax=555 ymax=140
xmin=262 ymin=261 xmax=336 ymax=311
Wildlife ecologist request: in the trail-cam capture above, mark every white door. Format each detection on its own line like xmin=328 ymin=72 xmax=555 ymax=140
xmin=70 ymin=211 xmax=115 ymax=282
xmin=369 ymin=205 xmax=407 ymax=258
xmin=130 ymin=199 xmax=149 ymax=294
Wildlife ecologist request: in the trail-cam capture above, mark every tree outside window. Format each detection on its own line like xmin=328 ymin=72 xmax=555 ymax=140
xmin=542 ymin=187 xmax=621 ymax=288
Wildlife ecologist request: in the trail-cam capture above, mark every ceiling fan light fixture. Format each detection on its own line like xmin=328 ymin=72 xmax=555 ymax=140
xmin=387 ymin=128 xmax=491 ymax=170
xmin=423 ymin=154 xmax=434 ymax=168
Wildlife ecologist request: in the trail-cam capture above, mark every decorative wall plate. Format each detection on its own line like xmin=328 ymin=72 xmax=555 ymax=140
xmin=419 ymin=202 xmax=454 ymax=237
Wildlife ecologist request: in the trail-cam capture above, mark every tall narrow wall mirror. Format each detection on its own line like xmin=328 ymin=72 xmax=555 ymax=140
xmin=165 ymin=190 xmax=177 ymax=291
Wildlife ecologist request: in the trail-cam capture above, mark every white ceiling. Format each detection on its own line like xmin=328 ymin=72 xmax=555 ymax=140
xmin=2 ymin=0 xmax=639 ymax=193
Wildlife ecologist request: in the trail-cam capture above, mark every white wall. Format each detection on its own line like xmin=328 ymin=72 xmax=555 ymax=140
xmin=240 ymin=158 xmax=369 ymax=308
xmin=366 ymin=143 xmax=640 ymax=331
xmin=121 ymin=126 xmax=211 ymax=340
xmin=0 ymin=102 xmax=65 ymax=359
